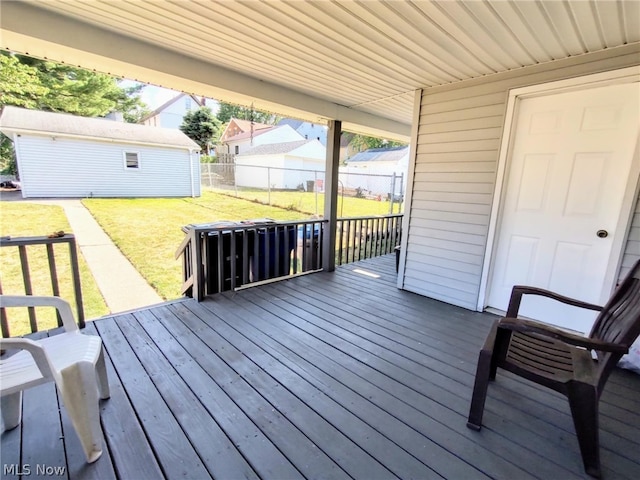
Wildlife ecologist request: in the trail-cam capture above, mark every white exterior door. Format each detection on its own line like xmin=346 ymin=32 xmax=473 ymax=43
xmin=487 ymin=82 xmax=639 ymax=333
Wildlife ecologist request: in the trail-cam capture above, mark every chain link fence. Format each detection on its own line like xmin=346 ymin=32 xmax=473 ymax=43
xmin=201 ymin=163 xmax=405 ymax=216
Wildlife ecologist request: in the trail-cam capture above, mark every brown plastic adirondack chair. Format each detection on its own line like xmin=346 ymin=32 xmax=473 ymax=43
xmin=467 ymin=260 xmax=640 ymax=478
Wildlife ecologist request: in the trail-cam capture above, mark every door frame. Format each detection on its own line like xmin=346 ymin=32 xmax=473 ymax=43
xmin=477 ymin=66 xmax=640 ymax=312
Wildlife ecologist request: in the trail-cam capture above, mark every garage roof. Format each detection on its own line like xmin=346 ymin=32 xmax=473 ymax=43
xmin=0 ymin=106 xmax=200 ymax=149
xmin=1 ymin=1 xmax=638 ymax=140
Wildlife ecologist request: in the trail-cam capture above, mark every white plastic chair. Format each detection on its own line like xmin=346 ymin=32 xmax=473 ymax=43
xmin=0 ymin=295 xmax=110 ymax=463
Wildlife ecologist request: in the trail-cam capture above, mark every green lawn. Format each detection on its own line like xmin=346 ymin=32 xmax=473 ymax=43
xmin=83 ymin=192 xmax=312 ymax=301
xmin=208 ymin=187 xmax=403 ymax=217
xmin=1 ymin=190 xmax=401 ymax=334
xmin=0 ymin=202 xmax=109 ymax=335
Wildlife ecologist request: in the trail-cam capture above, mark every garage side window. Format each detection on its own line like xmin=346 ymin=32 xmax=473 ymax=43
xmin=124 ymin=152 xmax=140 ymax=169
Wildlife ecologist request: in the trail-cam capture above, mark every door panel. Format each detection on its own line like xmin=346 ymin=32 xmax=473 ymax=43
xmin=488 ymin=82 xmax=639 ymax=333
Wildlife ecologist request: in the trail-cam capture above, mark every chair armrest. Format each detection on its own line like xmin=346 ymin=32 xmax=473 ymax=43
xmin=497 ymin=317 xmax=629 ymax=354
xmin=0 ymin=338 xmax=55 ymax=380
xmin=506 ymin=285 xmax=603 ymax=318
xmin=0 ymin=295 xmax=79 ymax=332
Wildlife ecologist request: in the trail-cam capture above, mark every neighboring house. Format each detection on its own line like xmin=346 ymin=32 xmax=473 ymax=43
xmin=0 ymin=106 xmax=201 ymax=198
xmin=343 ymin=146 xmax=409 ymax=197
xmin=344 ymin=146 xmax=409 ymax=174
xmin=219 ymin=118 xmax=273 ymax=142
xmin=140 ymin=93 xmax=215 ymax=129
xmin=277 ymin=118 xmax=328 ymax=145
xmin=220 ymin=123 xmax=305 ymax=157
xmin=235 ymin=139 xmax=325 ymax=190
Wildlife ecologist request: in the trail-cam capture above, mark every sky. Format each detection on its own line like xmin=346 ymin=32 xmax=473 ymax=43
xmin=119 ymin=80 xmax=183 ymax=110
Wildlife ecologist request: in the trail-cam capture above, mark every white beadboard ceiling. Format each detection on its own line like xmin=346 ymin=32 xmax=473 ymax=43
xmin=1 ymin=0 xmax=638 ymax=140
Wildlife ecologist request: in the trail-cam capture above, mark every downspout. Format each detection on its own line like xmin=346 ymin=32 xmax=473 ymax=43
xmin=189 ymin=148 xmax=195 ymax=198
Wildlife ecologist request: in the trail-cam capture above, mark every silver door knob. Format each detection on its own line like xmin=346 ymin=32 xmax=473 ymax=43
xmin=597 ymin=230 xmax=608 ymax=238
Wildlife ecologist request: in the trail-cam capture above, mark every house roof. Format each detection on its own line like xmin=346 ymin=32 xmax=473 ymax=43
xmin=239 ymin=139 xmax=315 ymax=156
xmin=2 ymin=1 xmax=638 ymax=140
xmin=0 ymin=106 xmax=200 ymax=149
xmin=347 ymin=146 xmax=409 ymax=163
xmin=230 ymin=118 xmax=273 ymax=133
xmin=138 ymin=93 xmax=205 ymax=123
xmin=224 ymin=125 xmax=275 ymax=143
xmin=277 ymin=119 xmax=303 ymax=130
xmin=220 ymin=118 xmax=273 ymax=143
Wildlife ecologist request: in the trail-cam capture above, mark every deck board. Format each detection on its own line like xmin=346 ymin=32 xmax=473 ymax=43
xmin=3 ymin=255 xmax=639 ymax=479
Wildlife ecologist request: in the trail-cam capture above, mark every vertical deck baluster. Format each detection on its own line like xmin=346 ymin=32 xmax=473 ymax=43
xmin=18 ymin=245 xmax=37 ymax=332
xmin=336 ymin=219 xmax=343 ymax=266
xmin=389 ymin=216 xmax=396 ymax=252
xmin=216 ymin=230 xmax=224 ymax=294
xmin=341 ymin=221 xmax=345 ymax=265
xmin=292 ymin=223 xmax=298 ymax=275
xmin=264 ymin=226 xmax=271 ymax=280
xmin=46 ymin=243 xmax=62 ymax=327
xmin=274 ymin=225 xmax=280 ymax=277
xmin=356 ymin=219 xmax=362 ymax=261
xmin=253 ymin=227 xmax=259 ymax=280
xmin=372 ymin=218 xmax=377 ymax=258
xmin=242 ymin=228 xmax=250 ymax=285
xmin=364 ymin=218 xmax=371 ymax=260
xmin=381 ymin=216 xmax=389 ymax=254
xmin=230 ymin=229 xmax=237 ymax=290
xmin=379 ymin=217 xmax=384 ymax=256
xmin=316 ymin=222 xmax=323 ymax=270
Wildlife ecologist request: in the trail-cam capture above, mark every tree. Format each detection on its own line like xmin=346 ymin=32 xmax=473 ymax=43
xmin=180 ymin=107 xmax=222 ymax=154
xmin=216 ymin=101 xmax=278 ymax=125
xmin=1 ymin=134 xmax=17 ymax=175
xmin=0 ymin=52 xmax=149 ymax=174
xmin=349 ymin=134 xmax=406 ymax=153
xmin=0 ymin=54 xmax=49 ymax=108
xmin=2 ymin=53 xmax=147 ymax=118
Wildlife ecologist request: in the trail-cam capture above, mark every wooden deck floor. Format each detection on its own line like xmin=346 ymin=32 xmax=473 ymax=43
xmin=2 ymin=255 xmax=640 ymax=479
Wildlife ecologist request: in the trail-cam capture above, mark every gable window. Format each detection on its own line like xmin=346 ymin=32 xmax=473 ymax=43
xmin=124 ymin=152 xmax=140 ymax=169
xmin=234 ymin=145 xmax=239 ymax=155
xmin=185 ymin=97 xmax=192 ymax=111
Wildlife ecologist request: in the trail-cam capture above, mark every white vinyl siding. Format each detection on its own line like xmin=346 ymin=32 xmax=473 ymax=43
xmin=17 ymin=136 xmax=199 ymax=198
xmin=403 ymin=45 xmax=640 ymax=310
xmin=620 ymin=192 xmax=640 ymax=284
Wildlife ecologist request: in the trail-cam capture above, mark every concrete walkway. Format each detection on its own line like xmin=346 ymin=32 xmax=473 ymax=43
xmin=33 ymin=199 xmax=163 ymax=314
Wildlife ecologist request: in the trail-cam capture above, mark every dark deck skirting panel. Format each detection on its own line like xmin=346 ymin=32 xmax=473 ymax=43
xmin=2 ymin=255 xmax=639 ymax=479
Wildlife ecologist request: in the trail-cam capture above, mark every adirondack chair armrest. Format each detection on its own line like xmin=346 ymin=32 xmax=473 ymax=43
xmin=0 ymin=338 xmax=54 ymax=379
xmin=506 ymin=285 xmax=603 ymax=318
xmin=479 ymin=319 xmax=500 ymax=353
xmin=497 ymin=317 xmax=629 ymax=354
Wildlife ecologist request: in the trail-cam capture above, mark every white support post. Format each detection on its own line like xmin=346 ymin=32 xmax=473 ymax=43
xmin=323 ymin=120 xmax=341 ymax=272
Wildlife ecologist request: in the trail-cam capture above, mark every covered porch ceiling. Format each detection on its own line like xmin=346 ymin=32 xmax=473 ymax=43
xmin=1 ymin=1 xmax=638 ymax=141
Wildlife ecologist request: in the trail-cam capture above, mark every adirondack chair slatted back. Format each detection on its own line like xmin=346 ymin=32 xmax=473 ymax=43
xmin=589 ymin=260 xmax=640 ymax=388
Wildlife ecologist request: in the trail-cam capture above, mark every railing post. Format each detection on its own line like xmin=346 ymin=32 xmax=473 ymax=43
xmin=68 ymin=236 xmax=85 ymax=328
xmin=190 ymin=227 xmax=204 ymax=301
xmin=323 ymin=120 xmax=341 ymax=272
